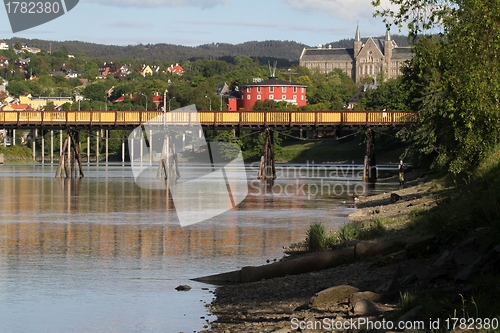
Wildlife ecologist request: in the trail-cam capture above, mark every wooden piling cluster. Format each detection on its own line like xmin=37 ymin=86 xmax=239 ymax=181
xmin=55 ymin=130 xmax=85 ymax=178
xmin=257 ymin=128 xmax=276 ymax=180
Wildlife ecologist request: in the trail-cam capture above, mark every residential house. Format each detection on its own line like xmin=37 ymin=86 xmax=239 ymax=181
xmin=0 ymin=41 xmax=9 ymax=50
xmin=166 ymin=63 xmax=184 ymax=76
xmin=18 ymin=95 xmax=73 ymax=110
xmin=49 ymin=70 xmax=65 ymax=77
xmin=151 ymin=65 xmax=160 ymax=74
xmin=217 ymin=82 xmax=239 ymax=111
xmin=65 ymin=70 xmax=83 ymax=79
xmin=119 ymin=64 xmax=133 ymax=75
xmin=15 ymin=58 xmax=30 ymax=69
xmin=22 ymin=45 xmax=41 ymax=54
xmin=152 ymin=92 xmax=162 ymax=110
xmin=140 ymin=65 xmax=153 ymax=76
xmin=98 ymin=62 xmax=114 ymax=79
xmin=347 ymin=83 xmax=379 ymax=109
xmin=0 ymin=56 xmax=9 ymax=68
xmin=238 ymin=77 xmax=307 ymax=111
xmin=2 ymin=103 xmax=32 ymax=111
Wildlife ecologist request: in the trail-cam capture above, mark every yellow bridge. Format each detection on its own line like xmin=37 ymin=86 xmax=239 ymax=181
xmin=0 ymin=110 xmax=415 ymax=129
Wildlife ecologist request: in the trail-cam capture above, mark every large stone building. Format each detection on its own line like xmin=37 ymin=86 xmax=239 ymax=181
xmin=299 ymin=26 xmax=412 ymax=83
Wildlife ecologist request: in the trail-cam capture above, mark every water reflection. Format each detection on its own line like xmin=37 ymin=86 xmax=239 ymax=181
xmin=0 ymin=164 xmax=392 ymax=333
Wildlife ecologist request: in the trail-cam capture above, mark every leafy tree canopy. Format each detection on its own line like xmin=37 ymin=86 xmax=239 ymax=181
xmin=374 ymin=0 xmax=500 ymax=176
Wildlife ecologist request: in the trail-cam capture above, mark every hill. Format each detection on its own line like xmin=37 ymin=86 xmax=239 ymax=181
xmin=4 ymin=35 xmax=410 ymax=63
xmin=5 ymin=38 xmax=307 ymax=63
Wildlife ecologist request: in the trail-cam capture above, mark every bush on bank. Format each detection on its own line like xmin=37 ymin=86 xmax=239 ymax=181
xmin=0 ymin=145 xmax=32 ymax=161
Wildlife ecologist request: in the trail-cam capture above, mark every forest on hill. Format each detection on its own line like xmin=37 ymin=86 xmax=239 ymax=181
xmin=4 ymin=35 xmax=409 ymax=63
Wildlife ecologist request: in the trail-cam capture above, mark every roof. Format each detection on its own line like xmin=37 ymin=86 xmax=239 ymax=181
xmin=10 ymin=103 xmax=30 ymax=110
xmin=392 ymin=47 xmax=413 ymax=60
xmin=241 ymin=77 xmax=307 ymax=88
xmin=300 ymin=48 xmax=355 ymax=62
xmin=167 ymin=63 xmax=184 ymax=75
xmin=113 ymin=95 xmax=125 ymax=103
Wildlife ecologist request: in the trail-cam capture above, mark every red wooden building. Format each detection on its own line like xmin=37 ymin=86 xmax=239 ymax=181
xmin=238 ymin=77 xmax=307 ymax=111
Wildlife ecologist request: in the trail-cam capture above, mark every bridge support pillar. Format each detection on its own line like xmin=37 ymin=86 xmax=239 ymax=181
xmin=87 ymin=133 xmax=90 ymax=164
xmin=105 ymin=130 xmax=109 ymax=165
xmin=56 ymin=130 xmax=84 ymax=178
xmin=50 ymin=131 xmax=54 ymax=164
xmin=363 ymin=128 xmax=377 ymax=182
xmin=157 ymin=132 xmax=180 ymax=181
xmin=41 ymin=132 xmax=45 ymax=164
xmin=96 ymin=130 xmax=100 ymax=164
xmin=258 ymin=128 xmax=276 ymax=180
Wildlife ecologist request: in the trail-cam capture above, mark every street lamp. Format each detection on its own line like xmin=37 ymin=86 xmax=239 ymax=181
xmin=140 ymin=93 xmax=148 ymax=111
xmin=163 ymin=89 xmax=168 ymax=111
xmin=163 ymin=88 xmax=168 ymax=126
xmin=204 ymin=95 xmax=211 ymax=111
xmin=169 ymin=96 xmax=175 ymax=111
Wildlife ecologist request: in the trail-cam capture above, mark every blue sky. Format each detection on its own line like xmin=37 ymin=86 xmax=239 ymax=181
xmin=0 ymin=0 xmax=399 ymax=47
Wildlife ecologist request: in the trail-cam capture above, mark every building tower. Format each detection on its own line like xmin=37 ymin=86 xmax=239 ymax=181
xmin=354 ymin=24 xmax=362 ymax=56
xmin=384 ymin=28 xmax=393 ymax=80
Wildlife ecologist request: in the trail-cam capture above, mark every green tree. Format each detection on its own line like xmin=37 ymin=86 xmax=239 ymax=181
xmin=82 ymin=81 xmax=107 ymax=102
xmin=6 ymin=80 xmax=29 ymax=97
xmin=357 ymin=78 xmax=409 ymax=110
xmin=375 ymin=0 xmax=500 ymax=176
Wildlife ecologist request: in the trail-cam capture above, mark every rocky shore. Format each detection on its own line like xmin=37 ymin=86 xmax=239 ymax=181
xmin=199 ymin=172 xmax=500 ymax=332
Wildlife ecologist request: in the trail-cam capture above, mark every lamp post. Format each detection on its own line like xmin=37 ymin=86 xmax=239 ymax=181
xmin=204 ymin=95 xmax=211 ymax=111
xmin=169 ymin=96 xmax=175 ymax=111
xmin=140 ymin=93 xmax=148 ymax=111
xmin=163 ymin=88 xmax=168 ymax=126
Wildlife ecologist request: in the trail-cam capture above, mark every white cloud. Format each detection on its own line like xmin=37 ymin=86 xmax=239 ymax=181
xmin=84 ymin=0 xmax=229 ymax=9
xmin=284 ymin=0 xmax=396 ymax=21
xmin=284 ymin=0 xmax=372 ymax=20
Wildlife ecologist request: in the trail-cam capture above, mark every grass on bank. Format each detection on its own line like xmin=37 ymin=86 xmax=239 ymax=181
xmin=278 ymin=136 xmax=405 ymax=164
xmin=306 ymin=220 xmax=386 ymax=251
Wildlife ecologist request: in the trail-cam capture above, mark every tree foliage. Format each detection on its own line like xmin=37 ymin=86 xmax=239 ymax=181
xmin=357 ymin=78 xmax=410 ymax=110
xmin=375 ymin=0 xmax=500 ymax=176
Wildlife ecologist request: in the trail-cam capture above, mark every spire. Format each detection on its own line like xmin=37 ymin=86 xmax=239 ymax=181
xmin=355 ymin=24 xmax=361 ymax=42
xmin=385 ymin=28 xmax=391 ymax=41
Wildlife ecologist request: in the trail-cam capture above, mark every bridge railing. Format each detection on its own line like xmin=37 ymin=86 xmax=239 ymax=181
xmin=0 ymin=110 xmax=415 ymax=128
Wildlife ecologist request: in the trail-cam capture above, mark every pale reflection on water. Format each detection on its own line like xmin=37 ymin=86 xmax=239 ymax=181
xmin=0 ymin=163 xmax=391 ymax=333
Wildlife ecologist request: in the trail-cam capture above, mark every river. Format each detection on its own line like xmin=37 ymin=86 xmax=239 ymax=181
xmin=0 ymin=163 xmax=397 ymax=332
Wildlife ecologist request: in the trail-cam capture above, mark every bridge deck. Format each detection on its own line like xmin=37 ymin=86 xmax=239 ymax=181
xmin=0 ymin=110 xmax=415 ymax=129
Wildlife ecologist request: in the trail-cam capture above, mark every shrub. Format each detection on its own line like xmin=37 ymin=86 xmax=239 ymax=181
xmin=306 ymin=222 xmax=328 ymax=251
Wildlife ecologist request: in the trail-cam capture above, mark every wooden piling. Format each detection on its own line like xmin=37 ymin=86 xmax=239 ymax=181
xmin=258 ymin=128 xmax=276 ymax=180
xmin=363 ymin=128 xmax=377 ymax=182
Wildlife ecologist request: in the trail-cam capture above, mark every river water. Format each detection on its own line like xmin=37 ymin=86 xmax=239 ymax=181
xmin=0 ymin=163 xmax=397 ymax=333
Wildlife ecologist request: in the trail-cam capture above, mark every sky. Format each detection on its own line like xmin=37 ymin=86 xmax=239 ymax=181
xmin=0 ymin=0 xmax=400 ymax=47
